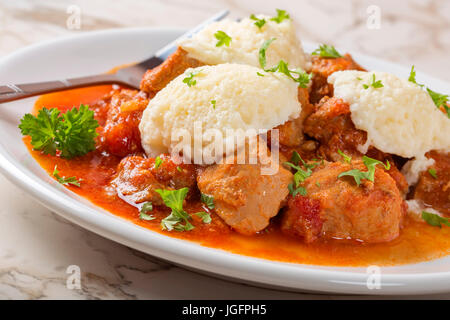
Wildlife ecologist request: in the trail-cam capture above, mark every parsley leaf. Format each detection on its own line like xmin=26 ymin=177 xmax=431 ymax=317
xmin=258 ymin=40 xmax=311 ymax=88
xmin=311 ymin=44 xmax=342 ymax=58
xmin=195 ymin=212 xmax=212 ymax=224
xmin=288 ymin=183 xmax=307 ymax=197
xmin=154 ymin=156 xmax=163 ymax=169
xmin=290 ymin=151 xmax=302 ymax=166
xmin=270 ymin=9 xmax=290 ymax=23
xmin=250 ymin=14 xmax=266 ymax=29
xmin=338 ymin=156 xmax=390 ymax=186
xmin=139 ymin=202 xmax=155 ymax=221
xmin=214 ymin=30 xmax=232 ymax=47
xmin=19 ymin=105 xmax=98 ymax=159
xmin=200 ymin=193 xmax=215 ymax=209
xmin=156 ymin=188 xmax=194 ymax=232
xmin=52 ymin=166 xmax=80 ymax=187
xmin=408 ymin=66 xmax=449 ymax=118
xmin=211 ymin=100 xmax=216 ymax=109
xmin=428 ymin=168 xmax=437 ymax=179
xmin=427 ymin=88 xmax=449 ymax=116
xmin=337 ymin=149 xmax=352 ymax=164
xmin=422 ymin=211 xmax=450 ymax=228
xmin=182 ymin=71 xmax=198 ymax=87
xmin=363 ymin=74 xmax=384 ymax=89
xmin=259 ymin=38 xmax=276 ymax=69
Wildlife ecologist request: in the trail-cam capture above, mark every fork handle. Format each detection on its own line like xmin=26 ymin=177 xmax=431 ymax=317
xmin=0 ymin=73 xmax=124 ymax=103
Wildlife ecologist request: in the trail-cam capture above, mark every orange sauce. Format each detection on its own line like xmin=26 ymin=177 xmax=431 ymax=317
xmin=25 ymin=86 xmax=450 ymax=267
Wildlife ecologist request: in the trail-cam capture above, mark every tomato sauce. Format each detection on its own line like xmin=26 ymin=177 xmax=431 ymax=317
xmin=24 ymin=86 xmax=450 ymax=267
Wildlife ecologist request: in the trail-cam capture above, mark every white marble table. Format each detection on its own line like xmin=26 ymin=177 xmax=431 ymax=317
xmin=0 ymin=0 xmax=449 ymax=299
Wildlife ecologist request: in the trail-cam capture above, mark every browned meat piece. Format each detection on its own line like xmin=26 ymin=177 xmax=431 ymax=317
xmin=413 ymin=151 xmax=450 ymax=216
xmin=281 ymin=161 xmax=406 ymax=243
xmin=197 ymin=142 xmax=293 ymax=235
xmin=99 ymin=89 xmax=148 ymax=157
xmin=304 ymin=96 xmax=409 ymax=195
xmin=310 ymin=54 xmax=365 ymax=104
xmin=111 ymin=154 xmax=197 ymax=205
xmin=140 ymin=47 xmax=203 ymax=96
xmin=272 ymin=87 xmax=316 ymax=148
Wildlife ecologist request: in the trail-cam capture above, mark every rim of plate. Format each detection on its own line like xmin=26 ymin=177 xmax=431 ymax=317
xmin=0 ymin=27 xmax=449 ymax=296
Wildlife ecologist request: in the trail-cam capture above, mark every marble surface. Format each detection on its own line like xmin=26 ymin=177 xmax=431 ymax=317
xmin=0 ymin=0 xmax=449 ymax=299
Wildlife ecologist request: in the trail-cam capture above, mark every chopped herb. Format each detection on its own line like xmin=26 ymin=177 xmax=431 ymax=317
xmin=201 ymin=193 xmax=215 ymax=209
xmin=290 ymin=151 xmax=302 ymax=166
xmin=338 ymin=156 xmax=390 ymax=186
xmin=250 ymin=14 xmax=266 ymax=29
xmin=422 ymin=211 xmax=450 ymax=228
xmin=195 ymin=212 xmax=212 ymax=224
xmin=156 ymin=188 xmax=194 ymax=231
xmin=19 ymin=105 xmax=99 ymax=159
xmin=408 ymin=65 xmax=423 ymax=87
xmin=211 ymin=100 xmax=216 ymax=109
xmin=182 ymin=72 xmax=198 ymax=87
xmin=363 ymin=74 xmax=384 ymax=89
xmin=408 ymin=66 xmax=449 ymax=118
xmin=337 ymin=149 xmax=352 ymax=164
xmin=258 ymin=40 xmax=311 ymax=88
xmin=356 ymin=77 xmax=363 ymax=81
xmin=288 ymin=183 xmax=307 ymax=197
xmin=154 ymin=156 xmax=163 ymax=169
xmin=214 ymin=30 xmax=232 ymax=47
xmin=315 ymin=181 xmax=321 ymax=187
xmin=256 ymin=72 xmax=265 ymax=77
xmin=139 ymin=202 xmax=155 ymax=221
xmin=428 ymin=168 xmax=437 ymax=179
xmin=311 ymin=44 xmax=342 ymax=58
xmin=427 ymin=88 xmax=450 ymax=117
xmin=259 ymin=38 xmax=276 ymax=69
xmin=270 ymin=9 xmax=290 ymax=23
xmin=52 ymin=166 xmax=80 ymax=187
xmin=176 ymin=166 xmax=182 ymax=172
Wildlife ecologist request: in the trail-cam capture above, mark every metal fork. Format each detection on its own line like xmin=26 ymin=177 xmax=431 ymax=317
xmin=0 ymin=10 xmax=229 ymax=104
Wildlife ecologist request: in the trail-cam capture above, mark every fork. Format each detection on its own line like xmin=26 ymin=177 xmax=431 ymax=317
xmin=0 ymin=10 xmax=229 ymax=104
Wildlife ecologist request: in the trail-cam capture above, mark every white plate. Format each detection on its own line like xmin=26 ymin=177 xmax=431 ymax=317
xmin=0 ymin=28 xmax=449 ymax=295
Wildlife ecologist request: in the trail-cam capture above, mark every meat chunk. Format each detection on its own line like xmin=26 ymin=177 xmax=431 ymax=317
xmin=281 ymin=161 xmax=405 ymax=243
xmin=304 ymin=96 xmax=408 ymax=195
xmin=272 ymin=88 xmax=316 ymax=148
xmin=140 ymin=47 xmax=203 ymax=97
xmin=99 ymin=89 xmax=148 ymax=157
xmin=310 ymin=54 xmax=365 ymax=104
xmin=111 ymin=154 xmax=197 ymax=205
xmin=196 ymin=142 xmax=293 ymax=235
xmin=413 ymin=151 xmax=450 ymax=216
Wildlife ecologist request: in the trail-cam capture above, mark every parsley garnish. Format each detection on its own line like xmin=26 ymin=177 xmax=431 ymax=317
xmin=19 ymin=105 xmax=98 ymax=159
xmin=284 ymin=152 xmax=320 ymax=197
xmin=52 ymin=166 xmax=80 ymax=187
xmin=337 ymin=149 xmax=352 ymax=164
xmin=154 ymin=156 xmax=163 ymax=169
xmin=422 ymin=211 xmax=450 ymax=228
xmin=270 ymin=9 xmax=290 ymax=23
xmin=195 ymin=212 xmax=212 ymax=224
xmin=259 ymin=38 xmax=276 ymax=69
xmin=214 ymin=30 xmax=232 ymax=47
xmin=200 ymin=193 xmax=215 ymax=209
xmin=256 ymin=72 xmax=265 ymax=77
xmin=338 ymin=156 xmax=390 ymax=186
xmin=363 ymin=74 xmax=384 ymax=89
xmin=211 ymin=100 xmax=216 ymax=109
xmin=315 ymin=182 xmax=321 ymax=187
xmin=182 ymin=71 xmax=198 ymax=87
xmin=311 ymin=44 xmax=342 ymax=58
xmin=258 ymin=39 xmax=311 ymax=88
xmin=428 ymin=168 xmax=437 ymax=179
xmin=156 ymin=188 xmax=194 ymax=232
xmin=139 ymin=202 xmax=155 ymax=221
xmin=176 ymin=166 xmax=182 ymax=172
xmin=250 ymin=14 xmax=266 ymax=29
xmin=408 ymin=65 xmax=449 ymax=118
